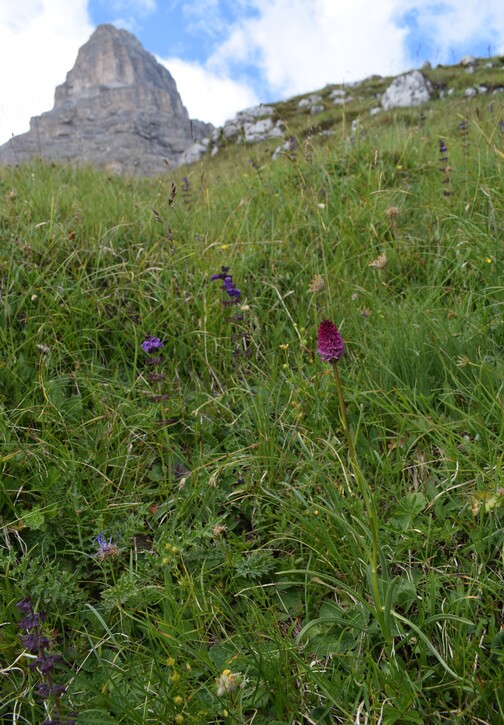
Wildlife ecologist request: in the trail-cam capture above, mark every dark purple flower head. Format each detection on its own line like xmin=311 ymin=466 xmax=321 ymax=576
xmin=211 ymin=267 xmax=241 ymax=302
xmin=36 ymin=683 xmax=66 ymax=699
xmin=210 ymin=266 xmax=230 ymax=281
xmin=141 ymin=336 xmax=164 ymax=354
xmin=223 ymin=276 xmax=241 ymax=298
xmin=317 ymin=320 xmax=345 ymax=363
xmin=16 ymin=597 xmax=34 ymax=615
xmin=21 ymin=632 xmax=51 ymax=653
xmin=19 ymin=611 xmax=46 ymax=630
xmin=38 ymin=654 xmax=63 ymax=673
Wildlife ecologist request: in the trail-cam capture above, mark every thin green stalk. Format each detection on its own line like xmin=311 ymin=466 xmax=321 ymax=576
xmin=332 ymin=361 xmax=387 ymax=639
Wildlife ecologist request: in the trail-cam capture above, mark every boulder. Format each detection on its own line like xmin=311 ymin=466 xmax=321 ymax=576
xmin=381 ymin=70 xmax=432 ymax=110
xmin=179 ymin=142 xmax=208 ymax=166
xmin=460 ymin=55 xmax=476 ymax=67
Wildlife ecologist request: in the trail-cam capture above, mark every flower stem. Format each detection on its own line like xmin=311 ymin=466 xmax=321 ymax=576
xmin=332 ymin=362 xmax=355 ymax=462
xmin=331 ymin=361 xmax=387 ymax=638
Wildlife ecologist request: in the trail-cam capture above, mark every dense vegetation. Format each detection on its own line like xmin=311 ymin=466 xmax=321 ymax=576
xmin=1 ymin=67 xmax=503 ymax=724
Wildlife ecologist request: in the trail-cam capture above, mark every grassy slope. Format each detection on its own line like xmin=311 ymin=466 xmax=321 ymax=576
xmin=0 ymin=61 xmax=503 ymax=723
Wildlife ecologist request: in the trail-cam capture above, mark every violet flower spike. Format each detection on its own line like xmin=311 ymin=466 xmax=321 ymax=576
xmin=317 ymin=320 xmax=345 ymax=363
xmin=210 ymin=266 xmax=230 ymax=281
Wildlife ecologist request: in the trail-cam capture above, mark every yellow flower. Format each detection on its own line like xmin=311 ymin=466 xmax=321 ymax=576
xmin=173 ymin=696 xmax=183 ymax=706
xmin=279 ymin=343 xmax=289 ymax=350
xmin=175 ymin=715 xmax=184 ymax=724
xmin=166 ymin=657 xmax=176 ymax=667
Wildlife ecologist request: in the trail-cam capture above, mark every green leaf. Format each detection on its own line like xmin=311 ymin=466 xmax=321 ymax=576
xmin=395 ymin=580 xmax=417 ymax=612
xmin=389 ymin=493 xmax=427 ymax=531
xmin=20 ymin=505 xmax=46 ymax=530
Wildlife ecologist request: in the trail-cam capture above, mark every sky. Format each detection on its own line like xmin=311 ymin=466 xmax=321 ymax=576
xmin=1 ymin=0 xmax=504 ymax=145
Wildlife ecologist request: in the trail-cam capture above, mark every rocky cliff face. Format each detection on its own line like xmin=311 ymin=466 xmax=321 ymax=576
xmin=0 ymin=25 xmax=213 ymax=175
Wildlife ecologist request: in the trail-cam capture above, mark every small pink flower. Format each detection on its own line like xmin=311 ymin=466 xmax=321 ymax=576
xmin=317 ymin=320 xmax=345 ymax=362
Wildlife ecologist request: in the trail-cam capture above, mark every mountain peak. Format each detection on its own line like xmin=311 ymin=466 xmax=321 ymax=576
xmin=0 ymin=24 xmax=212 ymax=175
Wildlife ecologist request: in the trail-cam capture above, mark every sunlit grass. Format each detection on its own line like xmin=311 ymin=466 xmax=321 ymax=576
xmin=1 ymin=87 xmax=503 ymax=723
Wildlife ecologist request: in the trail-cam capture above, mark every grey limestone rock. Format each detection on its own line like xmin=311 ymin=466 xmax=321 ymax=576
xmin=179 ymin=142 xmax=208 ymax=166
xmin=381 ymin=70 xmax=431 ymax=110
xmin=298 ymin=94 xmax=324 ymax=113
xmin=0 ymin=24 xmax=213 ymax=175
xmin=199 ymin=104 xmax=285 ymax=160
xmin=460 ymin=55 xmax=477 ymax=67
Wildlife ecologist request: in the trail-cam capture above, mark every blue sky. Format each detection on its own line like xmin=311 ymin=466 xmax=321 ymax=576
xmin=1 ymin=0 xmax=504 ymax=145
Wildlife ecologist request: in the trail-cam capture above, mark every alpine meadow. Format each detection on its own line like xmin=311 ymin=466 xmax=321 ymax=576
xmin=1 ymin=59 xmax=503 ymax=724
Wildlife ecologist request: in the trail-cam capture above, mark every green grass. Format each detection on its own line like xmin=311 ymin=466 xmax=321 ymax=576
xmin=1 ymin=79 xmax=503 ymax=724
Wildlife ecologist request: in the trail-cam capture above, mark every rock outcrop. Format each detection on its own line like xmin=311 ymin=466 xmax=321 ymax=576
xmin=0 ymin=24 xmax=213 ymax=175
xmin=180 ymin=105 xmax=286 ymax=165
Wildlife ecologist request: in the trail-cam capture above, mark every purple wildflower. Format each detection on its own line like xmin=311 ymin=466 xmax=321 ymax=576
xmin=21 ymin=632 xmax=51 ymax=653
xmin=317 ymin=320 xmax=345 ymax=363
xmin=36 ymin=683 xmax=66 ymax=699
xmin=141 ymin=336 xmax=164 ymax=354
xmin=16 ymin=596 xmax=34 ymax=614
xmin=31 ymin=654 xmax=63 ymax=674
xmin=19 ymin=611 xmax=46 ymax=630
xmin=211 ymin=267 xmax=241 ymax=301
xmin=94 ymin=533 xmax=121 ymax=561
xmin=210 ymin=266 xmax=230 ymax=281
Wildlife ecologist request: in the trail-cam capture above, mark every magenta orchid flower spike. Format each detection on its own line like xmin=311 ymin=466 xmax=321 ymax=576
xmin=317 ymin=320 xmax=345 ymax=363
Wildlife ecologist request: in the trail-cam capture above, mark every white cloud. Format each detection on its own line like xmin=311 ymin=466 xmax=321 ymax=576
xmin=106 ymin=0 xmax=157 ymax=15
xmin=207 ymin=0 xmax=504 ymax=100
xmin=0 ymin=1 xmax=93 ymax=144
xmin=399 ymin=0 xmax=504 ymax=58
xmin=158 ymin=57 xmax=259 ymax=125
xmin=209 ymin=0 xmax=410 ymax=98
